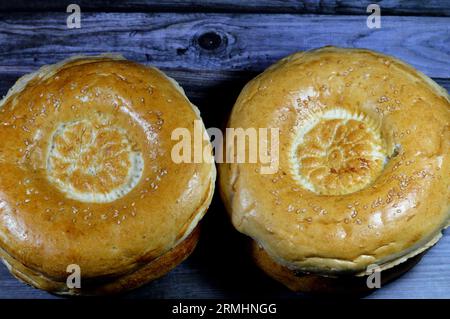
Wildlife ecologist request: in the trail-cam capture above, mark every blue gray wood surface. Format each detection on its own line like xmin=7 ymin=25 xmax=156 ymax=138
xmin=0 ymin=0 xmax=448 ymax=299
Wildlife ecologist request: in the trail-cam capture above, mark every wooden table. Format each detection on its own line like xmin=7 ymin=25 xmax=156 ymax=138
xmin=0 ymin=0 xmax=448 ymax=299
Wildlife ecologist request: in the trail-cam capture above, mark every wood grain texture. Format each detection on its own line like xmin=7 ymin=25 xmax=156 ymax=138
xmin=0 ymin=13 xmax=449 ymax=78
xmin=0 ymin=0 xmax=449 ymax=16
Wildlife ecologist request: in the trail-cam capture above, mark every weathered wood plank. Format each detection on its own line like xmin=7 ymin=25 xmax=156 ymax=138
xmin=0 ymin=13 xmax=449 ymax=78
xmin=0 ymin=0 xmax=449 ymax=16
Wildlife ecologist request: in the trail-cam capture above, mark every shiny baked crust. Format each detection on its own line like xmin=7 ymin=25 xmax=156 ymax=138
xmin=219 ymin=47 xmax=449 ymax=277
xmin=2 ymin=224 xmax=200 ymax=295
xmin=250 ymin=239 xmax=424 ymax=293
xmin=0 ymin=55 xmax=216 ymax=294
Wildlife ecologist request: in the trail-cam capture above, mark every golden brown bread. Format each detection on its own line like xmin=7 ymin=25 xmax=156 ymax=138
xmin=3 ymin=224 xmax=200 ymax=295
xmin=219 ymin=47 xmax=449 ymax=289
xmin=250 ymin=240 xmax=424 ymax=294
xmin=0 ymin=55 xmax=216 ymax=295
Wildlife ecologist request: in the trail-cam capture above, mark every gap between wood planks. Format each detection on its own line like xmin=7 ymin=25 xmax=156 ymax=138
xmin=0 ymin=0 xmax=449 ymax=16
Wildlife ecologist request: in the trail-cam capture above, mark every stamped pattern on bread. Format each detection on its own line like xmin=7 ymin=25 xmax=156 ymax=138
xmin=290 ymin=108 xmax=386 ymax=195
xmin=46 ymin=114 xmax=144 ymax=203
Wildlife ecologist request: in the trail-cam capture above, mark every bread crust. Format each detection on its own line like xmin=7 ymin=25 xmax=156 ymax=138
xmin=219 ymin=47 xmax=449 ymax=286
xmin=1 ymin=224 xmax=200 ymax=295
xmin=0 ymin=56 xmax=216 ymax=294
xmin=250 ymin=239 xmax=423 ymax=294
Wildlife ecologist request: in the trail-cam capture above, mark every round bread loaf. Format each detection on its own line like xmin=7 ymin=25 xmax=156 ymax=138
xmin=219 ymin=47 xmax=449 ymax=292
xmin=0 ymin=55 xmax=216 ymax=295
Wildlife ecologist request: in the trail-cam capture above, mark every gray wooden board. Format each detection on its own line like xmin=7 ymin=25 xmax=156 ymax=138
xmin=0 ymin=11 xmax=448 ymax=298
xmin=0 ymin=13 xmax=449 ymax=78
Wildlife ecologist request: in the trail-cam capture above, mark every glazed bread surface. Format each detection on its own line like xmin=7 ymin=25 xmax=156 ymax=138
xmin=0 ymin=55 xmax=216 ymax=294
xmin=219 ymin=47 xmax=449 ymax=276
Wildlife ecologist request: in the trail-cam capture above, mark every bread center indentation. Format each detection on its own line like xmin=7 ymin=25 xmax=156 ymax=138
xmin=290 ymin=108 xmax=386 ymax=195
xmin=46 ymin=115 xmax=143 ymax=203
